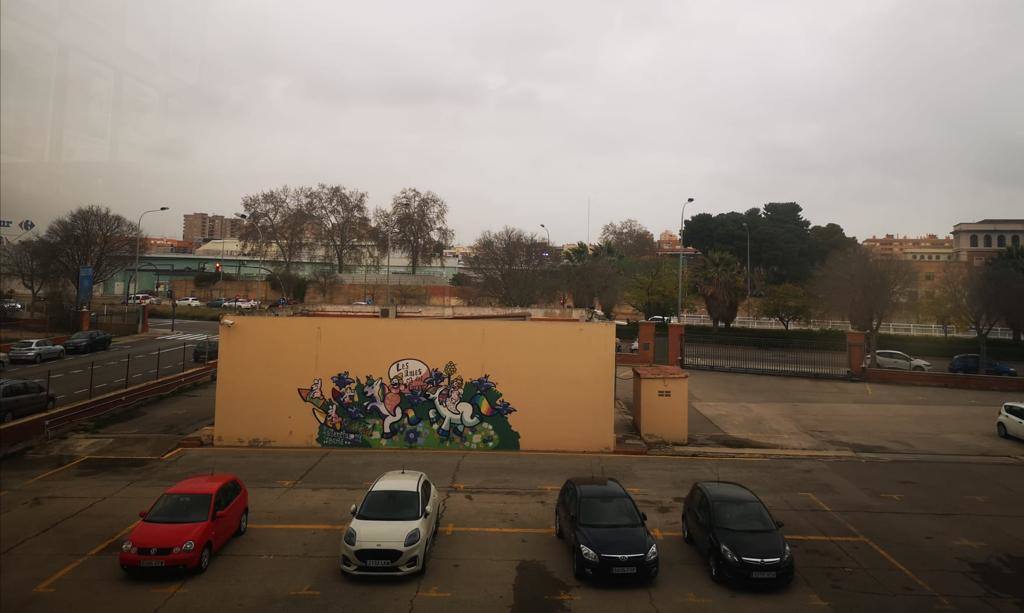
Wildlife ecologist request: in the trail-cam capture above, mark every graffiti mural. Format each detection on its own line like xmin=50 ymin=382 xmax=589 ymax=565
xmin=296 ymin=359 xmax=520 ymax=450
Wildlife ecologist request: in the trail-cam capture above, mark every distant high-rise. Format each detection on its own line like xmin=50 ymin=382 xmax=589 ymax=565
xmin=182 ymin=213 xmax=243 ymax=245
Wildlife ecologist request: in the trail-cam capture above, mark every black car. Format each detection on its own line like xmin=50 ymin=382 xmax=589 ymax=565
xmin=1 ymin=379 xmax=56 ymax=422
xmin=555 ymin=477 xmax=658 ymax=582
xmin=193 ymin=339 xmax=219 ymax=362
xmin=63 ymin=330 xmax=113 ymax=354
xmin=682 ymin=481 xmax=793 ymax=587
xmin=948 ymin=354 xmax=1017 ymax=376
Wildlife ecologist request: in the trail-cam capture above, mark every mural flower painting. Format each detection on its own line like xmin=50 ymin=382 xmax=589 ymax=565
xmin=296 ymin=359 xmax=521 ymax=450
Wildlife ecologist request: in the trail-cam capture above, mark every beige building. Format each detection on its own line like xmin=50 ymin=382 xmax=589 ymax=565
xmin=951 ymin=219 xmax=1024 ymax=266
xmin=862 ymin=234 xmax=953 ymax=260
xmin=182 ymin=213 xmax=244 ymax=244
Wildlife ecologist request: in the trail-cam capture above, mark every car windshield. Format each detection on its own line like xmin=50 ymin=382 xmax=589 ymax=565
xmin=578 ymin=496 xmax=642 ymax=528
xmin=713 ymin=500 xmax=776 ymax=531
xmin=145 ymin=493 xmax=212 ymax=524
xmin=70 ymin=332 xmax=89 ymax=339
xmin=357 ymin=490 xmax=420 ymax=521
xmin=12 ymin=342 xmax=33 ymax=349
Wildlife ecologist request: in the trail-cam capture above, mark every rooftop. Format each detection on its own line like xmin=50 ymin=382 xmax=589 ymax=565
xmin=700 ymin=481 xmax=759 ymax=502
xmin=571 ymin=477 xmax=627 ymax=497
xmin=372 ymin=470 xmax=424 ymax=492
xmin=167 ymin=474 xmax=237 ymax=494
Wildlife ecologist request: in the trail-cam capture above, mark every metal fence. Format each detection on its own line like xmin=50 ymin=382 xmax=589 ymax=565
xmin=683 ymin=335 xmax=849 ymax=379
xmin=679 ymin=314 xmax=1013 ymax=339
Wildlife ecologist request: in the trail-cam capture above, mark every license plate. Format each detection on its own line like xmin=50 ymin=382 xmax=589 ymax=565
xmin=140 ymin=560 xmax=165 ymax=567
xmin=365 ymin=560 xmax=391 ymax=567
xmin=751 ymin=571 xmax=776 ymax=579
xmin=611 ymin=566 xmax=637 ymax=574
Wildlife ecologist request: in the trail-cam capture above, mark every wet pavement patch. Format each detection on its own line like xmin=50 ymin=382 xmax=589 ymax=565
xmin=965 ymin=553 xmax=1024 ymax=601
xmin=511 ymin=560 xmax=572 ymax=613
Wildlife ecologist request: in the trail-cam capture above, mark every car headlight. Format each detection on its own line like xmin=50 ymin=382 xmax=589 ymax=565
xmin=182 ymin=540 xmax=195 ymax=552
xmin=782 ymin=541 xmax=792 ymax=561
xmin=121 ymin=540 xmax=133 ymax=552
xmin=645 ymin=543 xmax=658 ymax=562
xmin=404 ymin=528 xmax=421 ymax=547
xmin=579 ymin=543 xmax=599 ymax=562
xmin=344 ymin=527 xmax=357 ymax=547
xmin=719 ymin=543 xmax=738 ymax=563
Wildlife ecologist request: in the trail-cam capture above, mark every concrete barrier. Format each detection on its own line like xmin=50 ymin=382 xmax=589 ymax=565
xmin=213 ymin=317 xmax=616 ymax=452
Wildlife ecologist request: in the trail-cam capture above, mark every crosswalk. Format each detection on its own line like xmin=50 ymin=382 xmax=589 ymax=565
xmin=157 ymin=333 xmax=219 ymax=342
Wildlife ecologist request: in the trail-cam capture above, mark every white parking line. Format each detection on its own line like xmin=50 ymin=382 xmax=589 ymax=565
xmin=70 ymin=370 xmax=84 ymax=374
xmin=57 ymin=395 xmax=65 ymax=399
xmin=74 ymin=389 xmax=87 ymax=394
xmin=51 ymin=374 xmax=64 ymax=378
xmin=95 ymin=383 xmax=107 ymax=388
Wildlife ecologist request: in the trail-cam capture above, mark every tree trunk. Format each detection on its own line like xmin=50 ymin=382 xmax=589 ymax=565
xmin=868 ymin=329 xmax=879 ymax=368
xmin=1013 ymin=327 xmax=1022 ymax=344
xmin=978 ymin=334 xmax=987 ymax=371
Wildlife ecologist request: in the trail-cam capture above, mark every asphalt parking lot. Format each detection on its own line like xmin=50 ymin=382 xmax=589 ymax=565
xmin=2 ymin=448 xmax=1022 ymax=612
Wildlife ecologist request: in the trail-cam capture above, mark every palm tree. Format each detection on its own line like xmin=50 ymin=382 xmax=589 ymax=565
xmin=693 ymin=250 xmax=745 ymax=328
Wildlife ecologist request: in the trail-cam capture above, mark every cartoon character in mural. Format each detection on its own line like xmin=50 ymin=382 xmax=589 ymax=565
xmin=296 ymin=358 xmax=520 ymax=450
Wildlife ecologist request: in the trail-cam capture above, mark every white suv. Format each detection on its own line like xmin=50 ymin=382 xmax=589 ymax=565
xmin=341 ymin=470 xmax=440 ymax=576
xmin=176 ymin=296 xmax=202 ymax=307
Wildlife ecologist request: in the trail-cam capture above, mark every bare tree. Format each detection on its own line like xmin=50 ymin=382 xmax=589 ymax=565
xmin=381 ymin=188 xmax=454 ymax=273
xmin=599 ymin=219 xmax=657 ymax=258
xmin=311 ymin=268 xmax=337 ymax=301
xmin=309 ymin=184 xmax=370 ymax=273
xmin=240 ymin=185 xmax=313 ymax=273
xmin=0 ymin=237 xmax=55 ymax=305
xmin=815 ymin=247 xmax=913 ymax=366
xmin=465 ymin=227 xmax=557 ymax=307
xmin=943 ymin=264 xmax=1002 ymax=364
xmin=44 ymin=205 xmax=139 ymax=288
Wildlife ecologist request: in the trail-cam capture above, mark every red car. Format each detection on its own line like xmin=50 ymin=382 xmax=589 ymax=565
xmin=119 ymin=474 xmax=248 ymax=574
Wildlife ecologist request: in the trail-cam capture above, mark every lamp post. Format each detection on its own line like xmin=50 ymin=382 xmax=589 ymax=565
xmin=540 ymin=223 xmax=550 ymax=244
xmin=742 ymin=222 xmax=751 ymax=319
xmin=133 ymin=207 xmax=169 ymax=298
xmin=235 ymin=212 xmax=277 ymax=302
xmin=677 ymin=197 xmax=695 ymax=322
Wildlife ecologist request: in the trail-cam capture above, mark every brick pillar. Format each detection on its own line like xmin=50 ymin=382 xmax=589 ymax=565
xmin=847 ymin=331 xmax=866 ymax=378
xmin=140 ymin=304 xmax=150 ymax=334
xmin=78 ymin=308 xmax=90 ymax=331
xmin=667 ymin=323 xmax=684 ymax=367
xmin=637 ymin=321 xmax=655 ymax=364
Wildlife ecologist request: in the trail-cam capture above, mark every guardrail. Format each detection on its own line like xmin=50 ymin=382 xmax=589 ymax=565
xmin=0 ymin=361 xmax=217 ymax=456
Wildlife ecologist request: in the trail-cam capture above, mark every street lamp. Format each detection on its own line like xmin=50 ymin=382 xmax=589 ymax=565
xmin=742 ymin=222 xmax=751 ymax=319
xmin=677 ymin=197 xmax=695 ymax=322
xmin=539 ymin=223 xmax=550 ymax=244
xmin=133 ymin=206 xmax=169 ymax=298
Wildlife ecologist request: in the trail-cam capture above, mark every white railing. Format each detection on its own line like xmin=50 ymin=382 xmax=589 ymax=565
xmin=679 ymin=314 xmax=1013 ymax=339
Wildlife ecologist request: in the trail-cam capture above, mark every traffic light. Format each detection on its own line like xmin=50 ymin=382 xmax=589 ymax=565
xmin=215 ymin=262 xmax=222 ymax=273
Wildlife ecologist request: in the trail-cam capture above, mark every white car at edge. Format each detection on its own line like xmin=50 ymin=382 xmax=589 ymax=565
xmin=175 ymin=296 xmax=202 ymax=307
xmin=865 ymin=350 xmax=932 ymax=371
xmin=997 ymin=402 xmax=1024 ymax=440
xmin=341 ymin=470 xmax=440 ymax=576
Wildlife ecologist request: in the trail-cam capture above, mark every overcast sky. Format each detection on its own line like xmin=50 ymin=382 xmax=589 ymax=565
xmin=1 ymin=0 xmax=1021 ymax=244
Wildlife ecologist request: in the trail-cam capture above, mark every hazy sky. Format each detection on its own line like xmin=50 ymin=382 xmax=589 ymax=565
xmin=1 ymin=0 xmax=1022 ymax=244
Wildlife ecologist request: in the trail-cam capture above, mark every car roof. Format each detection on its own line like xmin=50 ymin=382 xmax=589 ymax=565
xmin=698 ymin=481 xmax=760 ymax=502
xmin=1005 ymin=402 xmax=1024 ymax=409
xmin=166 ymin=474 xmax=239 ymax=494
xmin=371 ymin=470 xmax=425 ymax=492
xmin=568 ymin=477 xmax=627 ymax=497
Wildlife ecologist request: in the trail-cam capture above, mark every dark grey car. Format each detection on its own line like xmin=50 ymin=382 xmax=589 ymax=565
xmin=0 ymin=379 xmax=56 ymax=422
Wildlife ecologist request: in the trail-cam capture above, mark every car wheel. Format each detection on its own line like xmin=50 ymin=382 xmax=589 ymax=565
xmin=912 ymin=366 xmax=924 ymax=372
xmin=236 ymin=509 xmax=248 ymax=536
xmin=46 ymin=398 xmax=55 ymax=410
xmin=195 ymin=543 xmax=212 ymax=574
xmin=2 ymin=411 xmax=13 ymax=423
xmin=418 ymin=538 xmax=430 ymax=575
xmin=682 ymin=515 xmax=693 ymax=544
xmin=997 ymin=423 xmax=1008 ymax=438
xmin=34 ymin=354 xmax=42 ymax=364
xmin=58 ymin=350 xmax=65 ymax=359
xmin=709 ymin=554 xmax=723 ymax=583
xmin=554 ymin=513 xmax=563 ymax=539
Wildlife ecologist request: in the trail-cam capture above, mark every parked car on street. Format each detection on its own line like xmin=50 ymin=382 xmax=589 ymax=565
xmin=341 ymin=470 xmax=440 ymax=576
xmin=119 ymin=474 xmax=248 ymax=574
xmin=0 ymin=298 xmax=23 ymax=311
xmin=124 ymin=294 xmax=154 ymax=305
xmin=682 ymin=481 xmax=794 ymax=587
xmin=864 ymin=350 xmax=932 ymax=371
xmin=0 ymin=352 xmax=8 ymax=370
xmin=176 ymin=297 xmax=202 ymax=307
xmin=555 ymin=477 xmax=659 ymax=582
xmin=223 ymin=298 xmax=258 ymax=310
xmin=997 ymin=402 xmax=1024 ymax=440
xmin=206 ymin=298 xmax=227 ymax=308
xmin=63 ymin=330 xmax=113 ymax=354
xmin=8 ymin=339 xmax=64 ymax=363
xmin=192 ymin=339 xmax=219 ymax=362
xmin=0 ymin=379 xmax=56 ymax=422
xmin=948 ymin=354 xmax=1018 ymax=376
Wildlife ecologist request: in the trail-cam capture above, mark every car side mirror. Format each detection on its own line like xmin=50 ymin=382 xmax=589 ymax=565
xmin=424 ymin=505 xmax=432 ymax=517
xmin=775 ymin=520 xmax=785 ymax=529
xmin=138 ymin=510 xmax=148 ymax=519
xmin=350 ymin=504 xmax=357 ymax=517
xmin=641 ymin=512 xmax=648 ymax=522
xmin=215 ymin=510 xmax=227 ymax=519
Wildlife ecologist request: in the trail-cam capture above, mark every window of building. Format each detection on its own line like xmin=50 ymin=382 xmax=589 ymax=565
xmin=997 ymin=235 xmax=1006 ymax=248
xmin=970 ymin=234 xmax=978 ymax=247
xmin=1013 ymin=235 xmax=1021 ymax=247
xmin=924 ymin=272 xmax=935 ymax=281
xmin=984 ymin=235 xmax=992 ymax=248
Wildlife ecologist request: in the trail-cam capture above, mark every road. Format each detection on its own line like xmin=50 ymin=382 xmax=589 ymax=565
xmin=1 ymin=448 xmax=1021 ymax=613
xmin=2 ymin=319 xmax=219 ymax=408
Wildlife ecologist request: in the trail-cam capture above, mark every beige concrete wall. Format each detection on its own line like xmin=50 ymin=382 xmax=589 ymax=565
xmin=214 ymin=317 xmax=615 ymax=452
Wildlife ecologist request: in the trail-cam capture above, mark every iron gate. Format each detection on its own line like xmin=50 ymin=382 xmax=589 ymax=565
xmin=683 ymin=335 xmax=849 ymax=379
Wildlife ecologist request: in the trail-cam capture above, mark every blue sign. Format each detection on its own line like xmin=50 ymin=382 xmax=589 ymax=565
xmin=77 ymin=266 xmax=94 ymax=307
